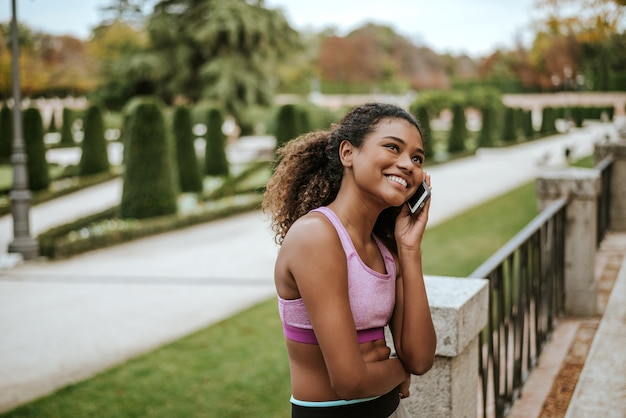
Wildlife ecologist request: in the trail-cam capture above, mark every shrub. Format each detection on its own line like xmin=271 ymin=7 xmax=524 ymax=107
xmin=173 ymin=105 xmax=203 ymax=193
xmin=23 ymin=107 xmax=49 ymax=191
xmin=540 ymin=107 xmax=557 ymax=135
xmin=410 ymin=104 xmax=435 ymax=160
xmin=477 ymin=105 xmax=495 ymax=148
xmin=59 ymin=107 xmax=74 ymax=147
xmin=521 ymin=109 xmax=534 ymax=139
xmin=79 ymin=105 xmax=110 ymax=176
xmin=501 ymin=107 xmax=517 ymax=143
xmin=0 ymin=106 xmax=12 ymax=163
xmin=571 ymin=107 xmax=584 ymax=128
xmin=274 ymin=104 xmax=299 ymax=151
xmin=48 ymin=110 xmax=58 ymax=133
xmin=447 ymin=104 xmax=467 ymax=153
xmin=120 ymin=102 xmax=178 ymax=219
xmin=204 ymin=107 xmax=229 ymax=177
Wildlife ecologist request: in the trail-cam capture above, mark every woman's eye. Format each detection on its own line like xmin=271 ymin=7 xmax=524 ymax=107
xmin=412 ymin=156 xmax=423 ymax=164
xmin=386 ymin=144 xmax=399 ymax=152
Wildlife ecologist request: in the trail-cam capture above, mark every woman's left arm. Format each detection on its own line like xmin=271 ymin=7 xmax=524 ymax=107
xmin=389 ymin=179 xmax=437 ymax=375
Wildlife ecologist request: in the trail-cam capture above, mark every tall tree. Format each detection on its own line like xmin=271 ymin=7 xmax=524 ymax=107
xmin=143 ymin=0 xmax=299 ymax=122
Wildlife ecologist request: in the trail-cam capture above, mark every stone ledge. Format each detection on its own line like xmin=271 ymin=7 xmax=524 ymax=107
xmin=425 ymin=276 xmax=489 ymax=357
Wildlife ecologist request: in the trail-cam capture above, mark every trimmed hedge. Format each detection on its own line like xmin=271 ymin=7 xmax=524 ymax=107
xmin=447 ymin=104 xmax=467 ymax=153
xmin=410 ymin=104 xmax=435 ymax=159
xmin=274 ymin=104 xmax=299 ymax=151
xmin=38 ymin=193 xmax=263 ymax=259
xmin=204 ymin=107 xmax=229 ymax=177
xmin=120 ymin=102 xmax=178 ymax=219
xmin=501 ymin=107 xmax=517 ymax=143
xmin=477 ymin=105 xmax=495 ymax=148
xmin=78 ymin=105 xmax=110 ymax=176
xmin=23 ymin=107 xmax=50 ymax=191
xmin=173 ymin=105 xmax=203 ymax=193
xmin=59 ymin=107 xmax=74 ymax=147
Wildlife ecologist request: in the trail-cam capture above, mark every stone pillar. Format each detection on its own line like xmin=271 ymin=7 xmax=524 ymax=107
xmin=536 ymin=168 xmax=601 ymax=316
xmin=389 ymin=276 xmax=488 ymax=418
xmin=594 ymin=139 xmax=626 ymax=231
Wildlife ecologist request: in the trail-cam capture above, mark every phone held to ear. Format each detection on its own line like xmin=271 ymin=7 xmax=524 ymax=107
xmin=407 ymin=179 xmax=431 ymax=215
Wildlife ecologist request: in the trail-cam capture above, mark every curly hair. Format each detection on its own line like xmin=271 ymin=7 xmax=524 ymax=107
xmin=263 ymin=103 xmax=422 ymax=251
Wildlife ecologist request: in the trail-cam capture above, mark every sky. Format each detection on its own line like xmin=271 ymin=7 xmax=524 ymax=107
xmin=3 ymin=0 xmax=540 ymax=57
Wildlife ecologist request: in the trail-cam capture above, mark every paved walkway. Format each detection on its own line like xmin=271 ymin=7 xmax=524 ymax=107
xmin=0 ymin=120 xmax=624 ymax=415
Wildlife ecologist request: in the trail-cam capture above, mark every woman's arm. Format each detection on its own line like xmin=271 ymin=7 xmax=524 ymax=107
xmin=281 ymin=214 xmax=409 ymax=399
xmin=389 ymin=186 xmax=437 ymax=375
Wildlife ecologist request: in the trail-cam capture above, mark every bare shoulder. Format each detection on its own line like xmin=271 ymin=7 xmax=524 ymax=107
xmin=282 ymin=211 xmax=340 ymax=251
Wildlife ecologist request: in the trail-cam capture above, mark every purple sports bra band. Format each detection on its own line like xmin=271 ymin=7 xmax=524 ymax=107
xmin=282 ymin=322 xmax=385 ymax=345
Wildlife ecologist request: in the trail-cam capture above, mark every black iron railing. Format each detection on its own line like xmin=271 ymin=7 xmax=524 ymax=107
xmin=596 ymin=155 xmax=613 ymax=246
xmin=470 ymin=197 xmax=568 ymax=418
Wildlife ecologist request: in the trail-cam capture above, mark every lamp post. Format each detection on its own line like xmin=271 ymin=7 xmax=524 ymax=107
xmin=8 ymin=0 xmax=38 ymax=260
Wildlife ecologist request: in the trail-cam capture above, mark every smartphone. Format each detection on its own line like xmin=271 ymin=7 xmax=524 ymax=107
xmin=407 ymin=179 xmax=431 ymax=215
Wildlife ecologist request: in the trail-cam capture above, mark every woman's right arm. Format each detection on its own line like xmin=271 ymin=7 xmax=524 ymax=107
xmin=280 ymin=215 xmax=408 ymax=400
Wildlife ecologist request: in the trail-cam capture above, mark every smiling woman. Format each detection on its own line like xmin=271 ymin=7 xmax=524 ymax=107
xmin=262 ymin=103 xmax=436 ymax=417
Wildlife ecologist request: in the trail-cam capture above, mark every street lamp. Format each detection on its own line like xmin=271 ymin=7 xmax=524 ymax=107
xmin=8 ymin=0 xmax=38 ymax=260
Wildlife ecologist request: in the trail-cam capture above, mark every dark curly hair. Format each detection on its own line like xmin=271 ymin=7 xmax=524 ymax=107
xmin=263 ymin=102 xmax=423 ymax=252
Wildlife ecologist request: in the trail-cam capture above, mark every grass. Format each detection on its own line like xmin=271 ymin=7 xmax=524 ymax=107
xmin=0 ymin=179 xmax=543 ymax=418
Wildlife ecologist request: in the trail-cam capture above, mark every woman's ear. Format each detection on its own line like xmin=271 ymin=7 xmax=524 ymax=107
xmin=339 ymin=140 xmax=354 ymax=167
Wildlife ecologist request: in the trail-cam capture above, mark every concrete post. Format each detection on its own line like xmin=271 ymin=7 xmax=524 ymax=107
xmin=536 ymin=168 xmax=601 ymax=316
xmin=594 ymin=139 xmax=626 ymax=231
xmin=387 ymin=276 xmax=488 ymax=418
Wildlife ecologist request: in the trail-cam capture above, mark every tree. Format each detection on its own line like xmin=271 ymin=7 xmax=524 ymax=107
xmin=79 ymin=105 xmax=110 ymax=176
xmin=0 ymin=106 xmax=12 ymax=163
xmin=142 ymin=0 xmax=299 ymax=122
xmin=204 ymin=107 xmax=229 ymax=177
xmin=447 ymin=104 xmax=467 ymax=154
xmin=121 ymin=102 xmax=178 ymax=219
xmin=22 ymin=108 xmax=49 ymax=191
xmin=173 ymin=105 xmax=202 ymax=192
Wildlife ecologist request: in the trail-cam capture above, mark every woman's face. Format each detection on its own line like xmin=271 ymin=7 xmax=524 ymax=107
xmin=349 ymin=118 xmax=425 ymax=208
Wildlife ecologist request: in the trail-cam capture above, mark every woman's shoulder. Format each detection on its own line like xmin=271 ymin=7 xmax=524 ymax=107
xmin=283 ymin=210 xmax=340 ymax=250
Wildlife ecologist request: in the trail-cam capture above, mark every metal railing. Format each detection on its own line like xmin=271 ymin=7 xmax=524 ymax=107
xmin=470 ymin=197 xmax=568 ymax=418
xmin=596 ymin=155 xmax=613 ymax=246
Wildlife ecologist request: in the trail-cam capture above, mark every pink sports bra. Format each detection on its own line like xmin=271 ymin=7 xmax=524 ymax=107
xmin=277 ymin=207 xmax=396 ymax=345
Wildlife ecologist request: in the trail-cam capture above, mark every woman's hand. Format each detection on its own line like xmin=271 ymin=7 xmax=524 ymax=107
xmin=398 ymin=375 xmax=411 ymax=399
xmin=395 ymin=173 xmax=431 ymax=251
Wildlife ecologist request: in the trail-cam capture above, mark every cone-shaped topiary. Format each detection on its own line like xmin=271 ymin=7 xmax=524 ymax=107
xmin=411 ymin=104 xmax=434 ymax=160
xmin=274 ymin=104 xmax=299 ymax=151
xmin=23 ymin=108 xmax=49 ymax=191
xmin=48 ymin=110 xmax=57 ymax=133
xmin=78 ymin=105 xmax=110 ymax=176
xmin=120 ymin=102 xmax=178 ymax=219
xmin=447 ymin=104 xmax=466 ymax=153
xmin=540 ymin=107 xmax=557 ymax=135
xmin=59 ymin=107 xmax=75 ymax=147
xmin=521 ymin=109 xmax=535 ymax=139
xmin=0 ymin=106 xmax=12 ymax=163
xmin=204 ymin=107 xmax=229 ymax=177
xmin=477 ymin=105 xmax=495 ymax=148
xmin=501 ymin=107 xmax=517 ymax=143
xmin=173 ymin=105 xmax=202 ymax=193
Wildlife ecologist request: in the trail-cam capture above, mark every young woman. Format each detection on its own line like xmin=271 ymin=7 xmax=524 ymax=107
xmin=263 ymin=103 xmax=437 ymax=417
